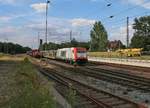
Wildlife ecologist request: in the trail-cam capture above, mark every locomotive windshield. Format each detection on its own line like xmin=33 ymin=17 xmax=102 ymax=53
xmin=77 ymin=51 xmax=86 ymax=53
xmin=77 ymin=50 xmax=87 ymax=58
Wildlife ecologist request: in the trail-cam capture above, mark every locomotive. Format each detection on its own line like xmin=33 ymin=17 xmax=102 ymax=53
xmin=42 ymin=47 xmax=88 ymax=64
xmin=56 ymin=47 xmax=88 ymax=64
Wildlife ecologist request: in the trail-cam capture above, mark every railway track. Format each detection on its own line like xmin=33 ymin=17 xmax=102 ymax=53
xmin=83 ymin=66 xmax=150 ymax=92
xmin=46 ymin=59 xmax=150 ymax=92
xmin=90 ymin=61 xmax=150 ymax=73
xmin=38 ymin=67 xmax=147 ymax=108
xmin=85 ymin=66 xmax=150 ymax=84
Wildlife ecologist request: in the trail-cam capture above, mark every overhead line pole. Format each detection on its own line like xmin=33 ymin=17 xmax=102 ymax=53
xmin=38 ymin=32 xmax=40 ymax=49
xmin=45 ymin=0 xmax=50 ymax=51
xmin=70 ymin=30 xmax=72 ymax=42
xmin=127 ymin=16 xmax=129 ymax=48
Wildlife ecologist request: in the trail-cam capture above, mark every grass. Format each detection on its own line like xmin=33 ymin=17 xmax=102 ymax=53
xmin=0 ymin=53 xmax=4 ymax=57
xmin=66 ymin=85 xmax=76 ymax=108
xmin=3 ymin=57 xmax=56 ymax=108
xmin=131 ymin=55 xmax=150 ymax=60
xmin=88 ymin=52 xmax=150 ymax=60
xmin=0 ymin=54 xmax=23 ymax=61
xmin=88 ymin=52 xmax=124 ymax=58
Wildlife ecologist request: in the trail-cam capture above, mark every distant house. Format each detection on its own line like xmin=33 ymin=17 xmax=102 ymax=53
xmin=107 ymin=40 xmax=124 ymax=51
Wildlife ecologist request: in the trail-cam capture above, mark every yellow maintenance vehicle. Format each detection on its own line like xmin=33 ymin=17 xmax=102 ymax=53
xmin=116 ymin=48 xmax=143 ymax=57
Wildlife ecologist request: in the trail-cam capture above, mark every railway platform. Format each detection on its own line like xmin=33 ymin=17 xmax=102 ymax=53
xmin=88 ymin=57 xmax=150 ymax=68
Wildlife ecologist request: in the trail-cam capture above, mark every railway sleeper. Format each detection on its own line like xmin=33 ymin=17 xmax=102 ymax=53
xmin=114 ymin=103 xmax=137 ymax=108
xmin=107 ymin=101 xmax=127 ymax=107
xmin=74 ymin=98 xmax=99 ymax=108
xmin=94 ymin=96 xmax=111 ymax=100
xmin=92 ymin=94 xmax=110 ymax=98
xmin=75 ymin=96 xmax=89 ymax=102
xmin=74 ymin=103 xmax=98 ymax=108
xmin=101 ymin=97 xmax=119 ymax=103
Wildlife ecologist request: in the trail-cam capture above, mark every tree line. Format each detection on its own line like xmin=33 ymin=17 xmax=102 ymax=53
xmin=40 ymin=39 xmax=90 ymax=50
xmin=0 ymin=42 xmax=31 ymax=54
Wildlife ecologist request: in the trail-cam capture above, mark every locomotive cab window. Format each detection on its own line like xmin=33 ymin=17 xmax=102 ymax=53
xmin=77 ymin=51 xmax=86 ymax=53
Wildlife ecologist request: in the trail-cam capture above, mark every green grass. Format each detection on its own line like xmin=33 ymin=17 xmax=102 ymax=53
xmin=4 ymin=58 xmax=56 ymax=108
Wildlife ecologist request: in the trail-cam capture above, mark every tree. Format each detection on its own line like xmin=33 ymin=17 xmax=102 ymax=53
xmin=131 ymin=16 xmax=150 ymax=50
xmin=90 ymin=21 xmax=108 ymax=51
xmin=131 ymin=35 xmax=145 ymax=48
xmin=71 ymin=38 xmax=78 ymax=47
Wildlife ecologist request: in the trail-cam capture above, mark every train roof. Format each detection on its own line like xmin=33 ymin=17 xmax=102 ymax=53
xmin=58 ymin=47 xmax=86 ymax=49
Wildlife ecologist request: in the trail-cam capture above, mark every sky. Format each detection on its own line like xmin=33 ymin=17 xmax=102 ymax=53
xmin=0 ymin=0 xmax=150 ymax=48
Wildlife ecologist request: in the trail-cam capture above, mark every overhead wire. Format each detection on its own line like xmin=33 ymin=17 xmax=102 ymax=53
xmin=101 ymin=0 xmax=150 ymax=22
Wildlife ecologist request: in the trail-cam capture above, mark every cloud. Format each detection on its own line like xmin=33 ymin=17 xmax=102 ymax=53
xmin=0 ymin=26 xmax=17 ymax=33
xmin=70 ymin=18 xmax=95 ymax=27
xmin=0 ymin=26 xmax=37 ymax=47
xmin=30 ymin=3 xmax=47 ymax=13
xmin=108 ymin=24 xmax=134 ymax=44
xmin=0 ymin=17 xmax=95 ymax=48
xmin=122 ymin=0 xmax=150 ymax=9
xmin=0 ymin=16 xmax=12 ymax=22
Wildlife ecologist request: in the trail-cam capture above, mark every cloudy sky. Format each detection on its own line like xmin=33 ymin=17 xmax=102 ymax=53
xmin=0 ymin=0 xmax=150 ymax=48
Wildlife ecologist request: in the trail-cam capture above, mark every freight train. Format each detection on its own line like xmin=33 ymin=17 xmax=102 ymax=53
xmin=27 ymin=49 xmax=43 ymax=58
xmin=28 ymin=47 xmax=88 ymax=64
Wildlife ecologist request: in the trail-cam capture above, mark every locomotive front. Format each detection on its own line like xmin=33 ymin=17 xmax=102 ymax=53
xmin=74 ymin=47 xmax=88 ymax=64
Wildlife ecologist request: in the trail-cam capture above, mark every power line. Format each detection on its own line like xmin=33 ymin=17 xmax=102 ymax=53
xmin=112 ymin=0 xmax=149 ymax=16
xmin=101 ymin=0 xmax=150 ymax=22
xmin=103 ymin=10 xmax=150 ymax=26
xmin=83 ymin=0 xmax=113 ymax=18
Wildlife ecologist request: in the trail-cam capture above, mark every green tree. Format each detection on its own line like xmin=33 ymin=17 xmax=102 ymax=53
xmin=90 ymin=21 xmax=108 ymax=51
xmin=131 ymin=16 xmax=150 ymax=50
xmin=131 ymin=35 xmax=145 ymax=48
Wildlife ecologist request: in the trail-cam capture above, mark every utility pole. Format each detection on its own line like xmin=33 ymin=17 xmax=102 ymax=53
xmin=70 ymin=30 xmax=72 ymax=42
xmin=127 ymin=16 xmax=129 ymax=48
xmin=4 ymin=38 xmax=8 ymax=54
xmin=45 ymin=0 xmax=50 ymax=50
xmin=6 ymin=38 xmax=8 ymax=54
xmin=38 ymin=32 xmax=40 ymax=49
